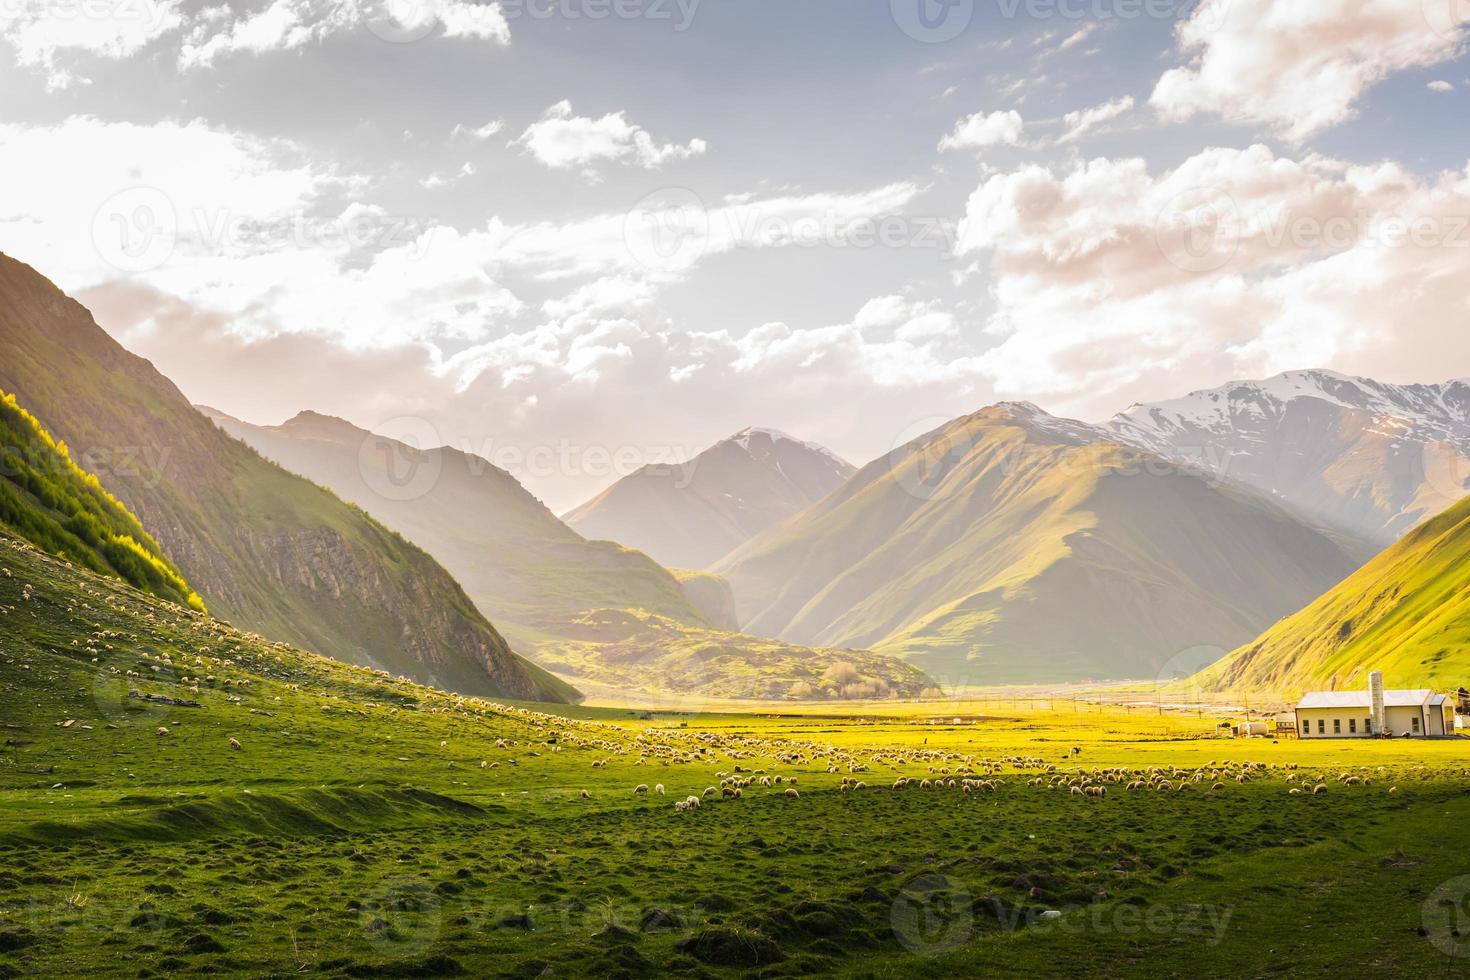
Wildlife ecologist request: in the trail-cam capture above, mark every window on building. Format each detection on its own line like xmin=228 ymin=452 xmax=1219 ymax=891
xmin=1318 ymin=719 xmax=1325 ymax=734
xmin=1365 ymin=717 xmax=1372 ymax=734
xmin=1301 ymin=719 xmax=1309 ymax=734
xmin=1349 ymin=718 xmax=1357 ymax=734
xmin=1413 ymin=716 xmax=1421 ymax=733
xmin=1334 ymin=718 xmax=1341 ymax=734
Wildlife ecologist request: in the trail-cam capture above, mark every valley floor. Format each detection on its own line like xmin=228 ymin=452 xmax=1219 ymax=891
xmin=3 ymin=538 xmax=1469 ymax=978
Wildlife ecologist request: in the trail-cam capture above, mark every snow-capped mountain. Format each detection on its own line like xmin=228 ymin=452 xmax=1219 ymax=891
xmin=563 ymin=427 xmax=856 ymax=569
xmin=1105 ymin=370 xmax=1470 ymax=544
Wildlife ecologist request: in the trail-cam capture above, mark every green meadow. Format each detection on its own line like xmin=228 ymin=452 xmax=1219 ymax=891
xmin=3 ymin=531 xmax=1470 ymax=978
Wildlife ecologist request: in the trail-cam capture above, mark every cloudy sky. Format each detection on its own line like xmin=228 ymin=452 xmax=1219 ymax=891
xmin=1 ymin=0 xmax=1468 ymax=509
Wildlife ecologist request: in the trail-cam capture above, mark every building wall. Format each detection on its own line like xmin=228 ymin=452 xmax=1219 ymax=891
xmin=1296 ymin=704 xmax=1441 ymax=737
xmin=1295 ymin=708 xmax=1374 ymax=738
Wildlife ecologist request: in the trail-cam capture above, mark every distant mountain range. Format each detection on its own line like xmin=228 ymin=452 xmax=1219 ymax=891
xmin=0 ymin=253 xmax=572 ymax=703
xmin=564 ymin=427 xmax=855 ymax=569
xmin=200 ymin=407 xmax=716 ymax=642
xmin=1107 ymin=370 xmax=1470 ymax=546
xmin=715 ymin=402 xmax=1367 ymax=685
xmin=1196 ymin=492 xmax=1470 ymax=694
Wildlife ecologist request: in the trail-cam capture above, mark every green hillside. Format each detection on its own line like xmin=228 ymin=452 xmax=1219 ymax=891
xmin=716 ymin=404 xmax=1366 ymax=685
xmin=1197 ymin=494 xmax=1470 ymax=694
xmin=0 ymin=389 xmax=203 ymax=612
xmin=3 ymin=525 xmax=1470 ymax=979
xmin=0 ymin=252 xmax=572 ymax=704
xmin=200 ymin=409 xmax=710 ymax=644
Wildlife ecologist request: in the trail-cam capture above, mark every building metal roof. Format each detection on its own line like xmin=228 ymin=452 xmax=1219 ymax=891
xmin=1296 ymin=689 xmax=1434 ymax=710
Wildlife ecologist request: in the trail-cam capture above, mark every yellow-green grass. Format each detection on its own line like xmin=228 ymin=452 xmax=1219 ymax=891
xmin=3 ymin=530 xmax=1470 ymax=978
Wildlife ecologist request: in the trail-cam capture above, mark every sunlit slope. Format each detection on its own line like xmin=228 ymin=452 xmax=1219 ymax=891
xmin=202 ymin=408 xmax=709 ymax=642
xmin=564 ymin=427 xmax=855 ymax=569
xmin=717 ymin=404 xmax=1364 ymax=684
xmin=0 ymin=252 xmax=572 ymax=703
xmin=1197 ymin=494 xmax=1470 ymax=693
xmin=0 ymin=389 xmax=203 ymax=611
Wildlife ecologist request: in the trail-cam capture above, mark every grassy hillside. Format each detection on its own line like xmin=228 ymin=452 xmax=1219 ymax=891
xmin=564 ymin=427 xmax=855 ymax=569
xmin=0 ymin=389 xmax=203 ymax=612
xmin=201 ymin=409 xmax=709 ymax=644
xmin=1197 ymin=494 xmax=1470 ymax=694
xmin=3 ymin=526 xmax=1469 ymax=978
xmin=717 ymin=405 xmax=1365 ymax=685
xmin=531 ymin=607 xmax=935 ymax=701
xmin=203 ymin=409 xmax=890 ymax=699
xmin=0 ymin=253 xmax=571 ymax=704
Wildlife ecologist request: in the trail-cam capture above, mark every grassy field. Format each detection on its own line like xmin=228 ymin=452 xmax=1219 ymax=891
xmin=4 ymin=532 xmax=1470 ymax=978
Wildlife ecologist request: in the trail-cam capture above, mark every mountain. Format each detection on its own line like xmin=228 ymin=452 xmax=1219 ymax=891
xmin=1107 ymin=369 xmax=1470 ymax=546
xmin=0 ymin=388 xmax=203 ymax=611
xmin=563 ymin=427 xmax=856 ymax=569
xmin=199 ymin=407 xmax=711 ymax=643
xmin=715 ymin=402 xmax=1366 ymax=685
xmin=199 ymin=409 xmax=914 ymax=699
xmin=0 ymin=252 xmax=573 ymax=703
xmin=1196 ymin=494 xmax=1470 ymax=694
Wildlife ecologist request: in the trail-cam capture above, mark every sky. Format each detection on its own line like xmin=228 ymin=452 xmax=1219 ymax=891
xmin=1 ymin=0 xmax=1468 ymax=511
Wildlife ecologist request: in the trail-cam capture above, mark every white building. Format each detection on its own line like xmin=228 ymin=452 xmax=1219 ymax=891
xmin=1295 ymin=671 xmax=1454 ymax=738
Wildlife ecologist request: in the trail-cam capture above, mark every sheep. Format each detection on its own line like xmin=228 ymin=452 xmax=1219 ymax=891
xmin=1312 ymin=784 xmax=1327 ymax=795
xmin=655 ymin=783 xmax=665 ymax=796
xmin=1388 ymin=786 xmax=1398 ymax=794
xmin=783 ymin=787 xmax=799 ymax=798
xmin=1288 ymin=788 xmax=1302 ymax=795
xmin=156 ymin=726 xmax=169 ymax=736
xmin=580 ymin=789 xmax=591 ymax=799
xmin=634 ymin=784 xmax=649 ymax=795
xmin=228 ymin=737 xmax=241 ymax=750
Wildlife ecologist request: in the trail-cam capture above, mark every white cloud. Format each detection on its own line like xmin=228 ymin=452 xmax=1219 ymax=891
xmin=1152 ymin=0 xmax=1465 ymax=141
xmin=177 ymin=0 xmax=508 ymax=70
xmin=515 ymin=101 xmax=707 ymax=175
xmin=1428 ymin=79 xmax=1456 ymax=92
xmin=938 ymin=110 xmax=1024 ymax=152
xmin=1058 ymin=96 xmax=1134 ymax=143
xmin=451 ymin=120 xmax=504 ymax=140
xmin=954 ymin=144 xmax=1470 ymax=415
xmin=0 ymin=0 xmax=184 ymax=89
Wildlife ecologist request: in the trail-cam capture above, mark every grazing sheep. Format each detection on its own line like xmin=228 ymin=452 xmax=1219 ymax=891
xmin=580 ymin=789 xmax=591 ymax=799
xmin=634 ymin=784 xmax=650 ymax=795
xmin=1312 ymin=784 xmax=1327 ymax=795
xmin=655 ymin=783 xmax=665 ymax=795
xmin=1388 ymin=786 xmax=1398 ymax=794
xmin=703 ymin=786 xmax=717 ymax=797
xmin=1288 ymin=788 xmax=1302 ymax=795
xmin=783 ymin=787 xmax=799 ymax=798
xmin=228 ymin=737 xmax=241 ymax=750
xmin=156 ymin=727 xmax=169 ymax=736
